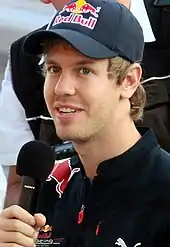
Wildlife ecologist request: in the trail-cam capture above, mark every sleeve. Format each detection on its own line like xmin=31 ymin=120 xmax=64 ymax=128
xmin=0 ymin=60 xmax=35 ymax=166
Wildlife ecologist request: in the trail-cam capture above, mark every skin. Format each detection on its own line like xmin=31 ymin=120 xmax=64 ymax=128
xmin=0 ymin=205 xmax=46 ymax=247
xmin=117 ymin=0 xmax=130 ymax=8
xmin=40 ymin=0 xmax=72 ymax=10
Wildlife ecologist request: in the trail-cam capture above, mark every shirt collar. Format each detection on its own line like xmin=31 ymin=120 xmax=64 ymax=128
xmin=96 ymin=128 xmax=158 ymax=181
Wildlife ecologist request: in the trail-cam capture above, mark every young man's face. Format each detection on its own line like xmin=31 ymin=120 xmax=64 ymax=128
xmin=43 ymin=43 xmax=124 ymax=142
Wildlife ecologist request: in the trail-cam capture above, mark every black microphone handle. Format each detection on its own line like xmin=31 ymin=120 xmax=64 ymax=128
xmin=18 ymin=176 xmax=41 ymax=214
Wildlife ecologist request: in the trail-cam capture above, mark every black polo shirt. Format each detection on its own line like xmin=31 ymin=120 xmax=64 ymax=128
xmin=36 ymin=128 xmax=170 ymax=247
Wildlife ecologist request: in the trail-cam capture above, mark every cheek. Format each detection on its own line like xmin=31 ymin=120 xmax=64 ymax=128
xmin=44 ymin=78 xmax=54 ymax=107
xmin=85 ymin=87 xmax=110 ymax=114
xmin=96 ymin=87 xmax=119 ymax=114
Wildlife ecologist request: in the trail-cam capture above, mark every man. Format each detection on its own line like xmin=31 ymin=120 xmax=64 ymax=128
xmin=0 ymin=0 xmax=152 ymax=209
xmin=0 ymin=1 xmax=170 ymax=246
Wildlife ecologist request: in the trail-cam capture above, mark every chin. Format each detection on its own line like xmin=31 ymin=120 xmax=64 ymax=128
xmin=55 ymin=123 xmax=90 ymax=142
xmin=56 ymin=130 xmax=85 ymax=143
xmin=56 ymin=131 xmax=76 ymax=141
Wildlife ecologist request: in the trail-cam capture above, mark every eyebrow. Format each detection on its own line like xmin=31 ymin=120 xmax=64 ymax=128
xmin=44 ymin=58 xmax=97 ymax=66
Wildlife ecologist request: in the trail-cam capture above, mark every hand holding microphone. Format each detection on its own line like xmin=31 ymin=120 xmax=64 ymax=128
xmin=0 ymin=141 xmax=55 ymax=247
xmin=0 ymin=205 xmax=46 ymax=247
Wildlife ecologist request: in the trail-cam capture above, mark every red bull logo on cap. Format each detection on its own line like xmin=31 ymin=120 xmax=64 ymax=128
xmin=46 ymin=158 xmax=80 ymax=198
xmin=52 ymin=0 xmax=101 ymax=30
xmin=60 ymin=0 xmax=101 ymax=18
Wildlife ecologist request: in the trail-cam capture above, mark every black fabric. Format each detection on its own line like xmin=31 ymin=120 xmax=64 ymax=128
xmin=36 ymin=128 xmax=170 ymax=247
xmin=143 ymin=0 xmax=170 ymax=78
xmin=138 ymin=78 xmax=170 ymax=152
xmin=10 ymin=26 xmax=46 ymax=139
xmin=144 ymin=0 xmax=170 ymax=49
xmin=137 ymin=0 xmax=170 ymax=152
xmin=10 ymin=25 xmax=62 ymax=146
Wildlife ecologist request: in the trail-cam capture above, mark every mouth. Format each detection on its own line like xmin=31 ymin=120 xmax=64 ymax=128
xmin=55 ymin=107 xmax=83 ymax=121
xmin=58 ymin=107 xmax=77 ymax=114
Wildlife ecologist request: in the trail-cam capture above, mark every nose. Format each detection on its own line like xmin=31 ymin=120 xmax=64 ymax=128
xmin=54 ymin=71 xmax=76 ymax=96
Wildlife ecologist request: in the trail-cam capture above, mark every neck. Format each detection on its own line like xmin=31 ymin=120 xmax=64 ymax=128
xmin=73 ymin=119 xmax=141 ymax=178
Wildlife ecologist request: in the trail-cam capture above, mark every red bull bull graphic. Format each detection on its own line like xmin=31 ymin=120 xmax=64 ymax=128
xmin=52 ymin=0 xmax=101 ymax=30
xmin=46 ymin=159 xmax=80 ymax=198
xmin=40 ymin=225 xmax=52 ymax=233
xmin=60 ymin=2 xmax=77 ymax=13
xmin=36 ymin=225 xmax=52 ymax=245
xmin=60 ymin=0 xmax=101 ymax=18
xmin=36 ymin=225 xmax=65 ymax=246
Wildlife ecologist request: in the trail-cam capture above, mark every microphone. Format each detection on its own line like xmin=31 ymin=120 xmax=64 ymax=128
xmin=16 ymin=140 xmax=55 ymax=214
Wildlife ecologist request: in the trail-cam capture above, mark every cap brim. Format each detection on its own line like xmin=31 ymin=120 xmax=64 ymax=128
xmin=23 ymin=29 xmax=118 ymax=59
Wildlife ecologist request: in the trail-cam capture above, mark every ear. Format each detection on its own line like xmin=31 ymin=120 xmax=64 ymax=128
xmin=120 ymin=63 xmax=142 ymax=99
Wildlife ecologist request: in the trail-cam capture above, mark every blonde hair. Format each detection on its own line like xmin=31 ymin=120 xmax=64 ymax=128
xmin=108 ymin=57 xmax=146 ymax=122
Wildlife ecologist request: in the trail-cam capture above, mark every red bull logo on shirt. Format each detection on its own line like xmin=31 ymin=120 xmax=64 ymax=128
xmin=36 ymin=225 xmax=65 ymax=246
xmin=52 ymin=0 xmax=101 ymax=30
xmin=46 ymin=158 xmax=80 ymax=198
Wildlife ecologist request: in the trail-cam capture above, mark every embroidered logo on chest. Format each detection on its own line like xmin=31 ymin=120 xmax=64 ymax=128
xmin=115 ymin=238 xmax=141 ymax=247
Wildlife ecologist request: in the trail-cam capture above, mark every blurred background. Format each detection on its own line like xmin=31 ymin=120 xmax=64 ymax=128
xmin=0 ymin=0 xmax=54 ymax=81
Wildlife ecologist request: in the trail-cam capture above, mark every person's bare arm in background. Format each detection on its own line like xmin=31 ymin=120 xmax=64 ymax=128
xmin=4 ymin=167 xmax=21 ymax=207
xmin=0 ymin=61 xmax=34 ymax=208
xmin=117 ymin=0 xmax=130 ymax=8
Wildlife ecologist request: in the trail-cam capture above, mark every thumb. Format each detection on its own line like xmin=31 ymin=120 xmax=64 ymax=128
xmin=34 ymin=213 xmax=46 ymax=228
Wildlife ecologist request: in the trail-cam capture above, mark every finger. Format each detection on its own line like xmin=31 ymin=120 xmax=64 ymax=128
xmin=34 ymin=214 xmax=46 ymax=228
xmin=1 ymin=205 xmax=35 ymax=226
xmin=0 ymin=244 xmax=25 ymax=247
xmin=1 ymin=218 xmax=35 ymax=238
xmin=34 ymin=231 xmax=39 ymax=241
xmin=0 ymin=231 xmax=35 ymax=247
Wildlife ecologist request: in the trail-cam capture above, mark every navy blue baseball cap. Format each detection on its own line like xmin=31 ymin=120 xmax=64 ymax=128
xmin=23 ymin=0 xmax=144 ymax=62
